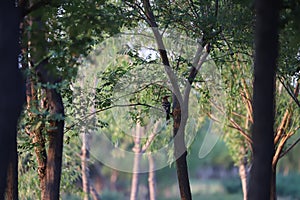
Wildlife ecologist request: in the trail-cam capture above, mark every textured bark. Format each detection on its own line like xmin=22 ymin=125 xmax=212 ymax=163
xmin=36 ymin=62 xmax=65 ymax=200
xmin=148 ymin=154 xmax=156 ymax=200
xmin=0 ymin=2 xmax=23 ymax=199
xmin=248 ymin=0 xmax=279 ymax=199
xmin=34 ymin=126 xmax=47 ymax=199
xmin=44 ymin=89 xmax=64 ymax=200
xmin=27 ymin=79 xmax=48 ymax=199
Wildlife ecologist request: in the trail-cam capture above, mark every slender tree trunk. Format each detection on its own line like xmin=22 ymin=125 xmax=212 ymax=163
xmin=130 ymin=123 xmax=142 ymax=200
xmin=6 ymin=138 xmax=18 ymax=200
xmin=148 ymin=154 xmax=156 ymax=200
xmin=239 ymin=156 xmax=248 ymax=200
xmin=248 ymin=0 xmax=279 ymax=199
xmin=81 ymin=130 xmax=91 ymax=200
xmin=173 ymin=96 xmax=192 ymax=200
xmin=81 ymin=76 xmax=99 ymax=200
xmin=0 ymin=2 xmax=23 ymax=199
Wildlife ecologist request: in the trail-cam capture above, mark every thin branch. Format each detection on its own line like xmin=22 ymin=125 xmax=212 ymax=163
xmin=182 ymin=44 xmax=209 ymax=116
xmin=280 ymin=129 xmax=300 ymax=159
xmin=279 ymin=78 xmax=300 ymax=108
xmin=209 ymin=100 xmax=252 ymax=144
xmin=119 ymin=32 xmax=155 ymax=39
xmin=229 ymin=118 xmax=252 ymax=144
xmin=64 ymin=103 xmax=162 ymax=134
xmin=110 ymin=81 xmax=166 ymax=103
xmin=273 ymin=134 xmax=289 ymax=167
xmin=274 ymin=81 xmax=299 ymax=144
xmin=142 ymin=0 xmax=183 ymax=104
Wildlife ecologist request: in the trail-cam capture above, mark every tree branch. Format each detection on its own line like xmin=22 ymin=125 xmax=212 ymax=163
xmin=209 ymin=100 xmax=252 ymax=144
xmin=64 ymin=103 xmax=162 ymax=134
xmin=279 ymin=128 xmax=300 ymax=159
xmin=142 ymin=0 xmax=183 ymax=105
xmin=279 ymin=78 xmax=300 ymax=108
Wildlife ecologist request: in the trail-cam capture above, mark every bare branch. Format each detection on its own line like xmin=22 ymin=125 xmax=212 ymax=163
xmin=209 ymin=100 xmax=252 ymax=144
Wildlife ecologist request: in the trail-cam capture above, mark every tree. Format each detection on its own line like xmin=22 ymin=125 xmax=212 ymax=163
xmin=248 ymin=0 xmax=279 ymax=199
xmin=0 ymin=2 xmax=25 ymax=199
xmin=17 ymin=0 xmax=127 ymax=199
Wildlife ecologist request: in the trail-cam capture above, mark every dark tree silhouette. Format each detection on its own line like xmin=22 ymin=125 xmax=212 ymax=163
xmin=248 ymin=0 xmax=279 ymax=199
xmin=0 ymin=2 xmax=25 ymax=199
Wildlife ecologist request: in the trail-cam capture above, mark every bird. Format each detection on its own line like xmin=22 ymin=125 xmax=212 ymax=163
xmin=162 ymin=96 xmax=171 ymax=121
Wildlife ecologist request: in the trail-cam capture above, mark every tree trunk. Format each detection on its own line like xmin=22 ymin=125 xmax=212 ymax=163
xmin=142 ymin=1 xmax=193 ymax=199
xmin=44 ymin=89 xmax=65 ymax=200
xmin=6 ymin=138 xmax=18 ymax=200
xmin=239 ymin=158 xmax=248 ymax=200
xmin=34 ymin=127 xmax=47 ymax=199
xmin=130 ymin=123 xmax=142 ymax=200
xmin=172 ymin=96 xmax=192 ymax=200
xmin=248 ymin=0 xmax=279 ymax=199
xmin=81 ymin=130 xmax=91 ymax=200
xmin=148 ymin=154 xmax=156 ymax=200
xmin=81 ymin=76 xmax=98 ymax=200
xmin=29 ymin=84 xmax=47 ymax=199
xmin=270 ymin=167 xmax=277 ymax=200
xmin=35 ymin=57 xmax=65 ymax=200
xmin=0 ymin=2 xmax=23 ymax=199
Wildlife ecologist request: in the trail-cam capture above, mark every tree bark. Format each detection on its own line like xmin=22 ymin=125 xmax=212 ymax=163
xmin=172 ymin=97 xmax=192 ymax=200
xmin=44 ymin=89 xmax=65 ymax=200
xmin=27 ymin=80 xmax=48 ymax=199
xmin=0 ymin=2 xmax=24 ymax=199
xmin=248 ymin=0 xmax=279 ymax=199
xmin=148 ymin=154 xmax=156 ymax=200
xmin=36 ymin=62 xmax=65 ymax=200
xmin=33 ymin=126 xmax=47 ymax=199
